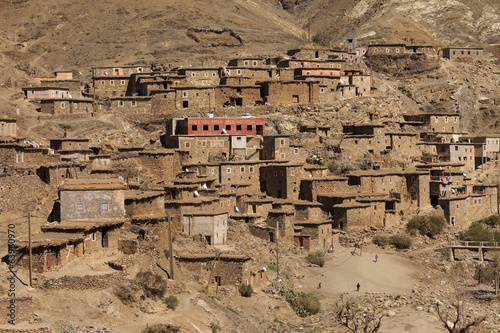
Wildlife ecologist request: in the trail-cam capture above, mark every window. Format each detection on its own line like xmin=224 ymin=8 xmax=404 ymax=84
xmin=203 ymin=125 xmax=209 ymax=131
xmin=137 ymin=67 xmax=143 ymax=73
xmin=244 ymin=61 xmax=249 ymax=66
xmin=101 ymin=80 xmax=105 ymax=85
xmin=237 ymin=69 xmax=242 ymax=75
xmin=396 ymin=48 xmax=400 ymax=53
xmin=214 ymin=125 xmax=219 ymax=131
xmin=454 ymin=117 xmax=457 ymax=123
xmin=211 ymin=168 xmax=215 ymax=174
xmin=386 ymin=48 xmax=389 ymax=53
xmin=236 ymin=125 xmax=242 ymax=131
xmin=74 ymin=103 xmax=78 ymax=109
xmin=247 ymin=125 xmax=252 ymax=131
xmin=121 ymin=80 xmax=126 ymax=85
xmin=445 ymin=117 xmax=448 ymax=123
xmin=240 ymin=167 xmax=245 ymax=173
xmin=183 ymin=91 xmax=188 ymax=97
xmin=60 ymin=102 xmax=65 ymax=109
xmin=226 ymin=125 xmax=231 ymax=131
xmin=131 ymin=101 xmax=136 ymax=107
xmin=253 ymin=61 xmax=257 ymax=66
xmin=227 ymin=168 xmax=231 ymax=174
xmin=455 ymin=146 xmax=458 ymax=151
xmin=192 ymin=125 xmax=197 ymax=131
xmin=185 ymin=142 xmax=190 ymax=148
xmin=102 ymin=203 xmax=109 ymax=212
xmin=191 ymin=72 xmax=195 ymax=77
xmin=294 ymin=148 xmax=298 ymax=154
xmin=249 ymin=167 xmax=254 ymax=172
xmin=119 ymin=101 xmax=124 ymax=107
xmin=110 ymin=80 xmax=114 ymax=85
xmin=76 ymin=203 xmax=84 ymax=213
xmin=202 ymin=141 xmax=206 ymax=147
xmin=281 ymin=153 xmax=285 ymax=159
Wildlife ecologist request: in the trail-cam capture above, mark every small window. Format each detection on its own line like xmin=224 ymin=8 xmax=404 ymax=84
xmin=202 ymin=141 xmax=206 ymax=147
xmin=185 ymin=142 xmax=190 ymax=148
xmin=192 ymin=125 xmax=198 ymax=131
xmin=237 ymin=69 xmax=242 ymax=75
xmin=249 ymin=167 xmax=254 ymax=172
xmin=213 ymin=125 xmax=220 ymax=131
xmin=131 ymin=101 xmax=136 ymax=107
xmin=280 ymin=153 xmax=285 ymax=159
xmin=99 ymin=80 xmax=104 ymax=85
xmin=121 ymin=80 xmax=126 ymax=85
xmin=237 ymin=125 xmax=242 ymax=131
xmin=226 ymin=125 xmax=231 ymax=131
xmin=253 ymin=61 xmax=257 ymax=66
xmin=76 ymin=203 xmax=84 ymax=213
xmin=102 ymin=203 xmax=109 ymax=212
xmin=203 ymin=125 xmax=209 ymax=131
xmin=227 ymin=168 xmax=231 ymax=174
xmin=183 ymin=91 xmax=188 ymax=97
xmin=61 ymin=102 xmax=65 ymax=109
xmin=110 ymin=80 xmax=114 ymax=85
xmin=119 ymin=101 xmax=124 ymax=107
xmin=247 ymin=125 xmax=252 ymax=131
xmin=240 ymin=167 xmax=245 ymax=173
xmin=191 ymin=72 xmax=195 ymax=77
xmin=244 ymin=61 xmax=249 ymax=66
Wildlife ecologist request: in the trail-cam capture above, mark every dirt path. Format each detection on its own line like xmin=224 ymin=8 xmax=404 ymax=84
xmin=300 ymin=246 xmax=421 ymax=296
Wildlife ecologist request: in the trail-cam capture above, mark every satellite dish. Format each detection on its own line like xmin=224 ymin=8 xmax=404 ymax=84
xmin=235 ymin=207 xmax=240 ymax=212
xmin=194 ymin=190 xmax=199 ymax=197
xmin=263 ymin=267 xmax=266 ymax=271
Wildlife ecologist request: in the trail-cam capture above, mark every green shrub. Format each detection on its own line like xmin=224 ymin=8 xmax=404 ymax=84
xmin=389 ymin=234 xmax=412 ymax=249
xmin=164 ymin=249 xmax=170 ymax=259
xmin=136 ymin=271 xmax=167 ymax=298
xmin=460 ymin=222 xmax=494 ymax=243
xmin=238 ymin=283 xmax=253 ymax=297
xmin=372 ymin=235 xmax=389 ymax=247
xmin=407 ymin=215 xmax=445 ymax=238
xmin=164 ymin=295 xmax=179 ymax=310
xmin=481 ymin=215 xmax=500 ymax=227
xmin=306 ymin=250 xmax=325 ymax=267
xmin=279 ymin=288 xmax=321 ymax=317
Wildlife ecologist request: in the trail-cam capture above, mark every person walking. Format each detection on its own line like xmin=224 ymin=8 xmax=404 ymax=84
xmin=356 ymin=283 xmax=360 ymax=292
xmin=64 ymin=130 xmax=67 ymax=138
xmin=318 ymin=281 xmax=322 ymax=289
xmin=375 ymin=254 xmax=378 ymax=263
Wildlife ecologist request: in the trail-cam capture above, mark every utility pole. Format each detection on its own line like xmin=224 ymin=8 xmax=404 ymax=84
xmin=168 ymin=214 xmax=174 ymax=280
xmin=28 ymin=212 xmax=32 ymax=287
xmin=215 ymin=249 xmax=221 ymax=295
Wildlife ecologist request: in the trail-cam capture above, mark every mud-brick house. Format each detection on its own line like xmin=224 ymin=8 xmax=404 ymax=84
xmin=138 ymin=149 xmax=187 ymax=183
xmin=36 ymin=162 xmax=87 ymax=187
xmin=59 ymin=177 xmax=126 ymax=221
xmin=261 ymin=135 xmax=303 ymax=161
xmin=227 ymin=58 xmax=268 ymax=67
xmin=384 ymin=132 xmax=420 ymax=159
xmin=404 ymin=113 xmax=460 ymax=133
xmin=0 ymin=118 xmax=16 ymax=137
xmin=39 ymin=98 xmax=94 ymax=115
xmin=299 ymin=176 xmax=350 ymax=202
xmin=286 ymin=47 xmax=333 ymax=60
xmin=173 ymin=86 xmax=216 ymax=110
xmin=294 ymin=200 xmax=327 ymax=221
xmin=365 ymin=44 xmax=407 ymax=57
xmin=50 ymin=138 xmax=92 ymax=162
xmin=438 ymin=184 xmax=498 ymax=225
xmin=182 ymin=211 xmax=228 ymax=245
xmin=37 ymin=71 xmax=82 ymax=92
xmin=175 ymin=253 xmax=256 ymax=286
xmin=165 ymin=197 xmax=221 ymax=216
xmin=109 ymin=96 xmax=152 ymax=113
xmin=347 ymin=72 xmax=371 ymax=96
xmin=442 ymin=47 xmax=483 ymax=60
xmin=223 ymin=67 xmax=276 ymax=83
xmin=472 ymin=136 xmax=500 ymax=169
xmin=240 ymin=197 xmax=274 ymax=216
xmin=339 ymin=123 xmax=386 ymax=158
xmin=177 ymin=67 xmax=220 ymax=87
xmin=266 ymin=209 xmax=295 ymax=246
xmin=435 ymin=142 xmax=475 ymax=172
xmin=215 ymin=85 xmax=262 ymax=107
xmin=91 ymin=65 xmax=150 ymax=98
xmin=167 ymin=117 xmax=265 ymax=137
xmin=294 ymin=219 xmax=332 ymax=251
xmin=260 ymin=163 xmax=304 ymax=200
xmin=260 ymin=81 xmax=320 ymax=105
xmin=22 ymin=87 xmax=69 ymax=100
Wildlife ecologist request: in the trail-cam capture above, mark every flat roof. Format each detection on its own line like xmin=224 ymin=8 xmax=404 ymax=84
xmin=59 ymin=177 xmax=126 ymax=191
xmin=182 ymin=210 xmax=228 ymax=216
xmin=125 ymin=190 xmax=164 ymax=200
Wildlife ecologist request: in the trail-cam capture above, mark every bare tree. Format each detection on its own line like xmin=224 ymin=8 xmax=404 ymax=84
xmin=333 ymin=295 xmax=384 ymax=333
xmin=491 ymin=253 xmax=500 ymax=296
xmin=436 ymin=281 xmax=486 ymax=333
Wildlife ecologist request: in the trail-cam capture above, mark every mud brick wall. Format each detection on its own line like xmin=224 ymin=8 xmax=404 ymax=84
xmin=0 ymin=296 xmax=35 ymax=324
xmin=138 ymin=151 xmax=182 ymax=182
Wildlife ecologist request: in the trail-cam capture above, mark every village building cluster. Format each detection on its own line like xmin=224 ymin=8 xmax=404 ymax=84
xmin=5 ymin=40 xmax=492 ymax=287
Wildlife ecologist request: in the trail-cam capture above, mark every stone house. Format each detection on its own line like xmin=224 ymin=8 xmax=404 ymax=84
xmin=175 ymin=253 xmax=254 ymax=286
xmin=286 ymin=48 xmax=332 ymax=60
xmin=108 ymin=96 xmax=152 ymax=113
xmin=165 ymin=197 xmax=220 ymax=216
xmin=36 ymin=162 xmax=87 ymax=187
xmin=442 ymin=47 xmax=483 ymax=60
xmin=0 ymin=118 xmax=16 ymax=137
xmin=215 ymin=85 xmax=262 ymax=107
xmin=261 ymin=135 xmax=301 ymax=161
xmin=124 ymin=190 xmax=165 ymax=218
xmin=22 ymin=87 xmax=69 ymax=100
xmin=294 ymin=219 xmax=332 ymax=251
xmin=260 ymin=163 xmax=304 ymax=200
xmin=50 ymin=138 xmax=92 ymax=162
xmin=177 ymin=67 xmax=220 ymax=86
xmin=91 ymin=65 xmax=150 ymax=98
xmin=39 ymin=98 xmax=94 ymax=115
xmin=223 ymin=67 xmax=276 ymax=83
xmin=278 ymin=59 xmax=344 ymax=69
xmin=167 ymin=117 xmax=265 ymax=137
xmin=138 ymin=149 xmax=187 ymax=183
xmin=59 ymin=177 xmax=126 ymax=221
xmin=260 ymin=81 xmax=320 ymax=105
xmin=384 ymin=132 xmax=420 ymax=159
xmin=340 ymin=123 xmax=386 ymax=158
xmin=435 ymin=142 xmax=475 ymax=172
xmin=173 ymin=86 xmax=215 ymax=109
xmin=299 ymin=176 xmax=350 ymax=202
xmin=182 ymin=210 xmax=228 ymax=245
xmin=227 ymin=58 xmax=268 ymax=67
xmin=404 ymin=113 xmax=460 ymax=133
xmin=365 ymin=44 xmax=407 ymax=57
xmin=266 ymin=209 xmax=295 ymax=246
xmin=347 ymin=73 xmax=371 ymax=96
xmin=472 ymin=136 xmax=500 ymax=169
xmin=294 ymin=200 xmax=327 ymax=220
